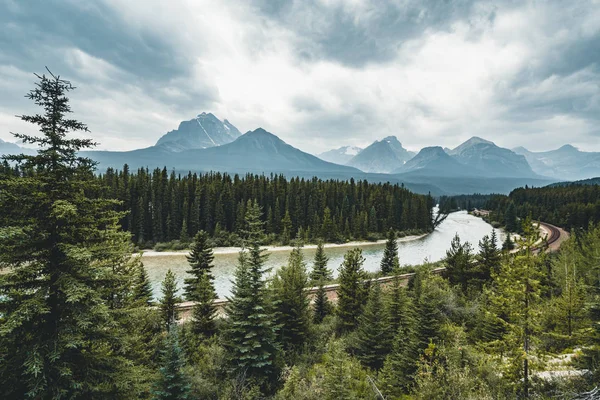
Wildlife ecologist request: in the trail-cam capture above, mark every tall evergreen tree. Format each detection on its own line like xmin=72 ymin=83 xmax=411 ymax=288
xmin=0 ymin=70 xmax=132 ymax=398
xmin=354 ymin=284 xmax=392 ymax=370
xmin=386 ymin=275 xmax=413 ymax=336
xmin=488 ymin=218 xmax=542 ymax=398
xmin=312 ymin=284 xmax=332 ymax=324
xmin=445 ymin=233 xmax=475 ymax=293
xmin=476 ymin=231 xmax=501 ymax=286
xmin=381 ymin=228 xmax=399 ymax=275
xmin=182 ymin=231 xmax=216 ymax=336
xmin=224 ymin=201 xmax=280 ymax=392
xmin=160 ymin=270 xmax=180 ymax=330
xmin=337 ymin=248 xmax=369 ymax=331
xmin=310 ymin=240 xmax=332 ymax=283
xmin=379 ymin=292 xmax=419 ymax=397
xmin=132 ymin=262 xmax=154 ymax=306
xmin=152 ymin=327 xmax=191 ymax=400
xmin=272 ymin=244 xmax=310 ymax=353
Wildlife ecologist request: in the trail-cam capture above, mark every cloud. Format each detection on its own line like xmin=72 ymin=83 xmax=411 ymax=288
xmin=0 ymin=0 xmax=599 ymax=153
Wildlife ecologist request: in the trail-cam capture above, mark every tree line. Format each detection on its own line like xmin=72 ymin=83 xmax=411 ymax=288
xmin=439 ymin=183 xmax=600 ymax=233
xmin=1 ymin=163 xmax=435 ymax=248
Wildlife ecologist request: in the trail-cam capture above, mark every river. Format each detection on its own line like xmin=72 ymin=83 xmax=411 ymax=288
xmin=142 ymin=211 xmax=502 ymax=299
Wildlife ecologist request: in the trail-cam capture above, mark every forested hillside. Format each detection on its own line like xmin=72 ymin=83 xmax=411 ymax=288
xmin=487 ymin=184 xmax=600 ymax=231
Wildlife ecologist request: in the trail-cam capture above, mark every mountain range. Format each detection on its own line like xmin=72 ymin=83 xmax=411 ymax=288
xmin=2 ymin=112 xmax=599 ymax=195
xmin=513 ymin=145 xmax=600 ymax=181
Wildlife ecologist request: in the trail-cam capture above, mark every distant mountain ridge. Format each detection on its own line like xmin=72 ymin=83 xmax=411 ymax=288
xmin=513 ymin=145 xmax=600 ymax=181
xmin=318 ymin=146 xmax=362 ymax=164
xmin=394 ymin=146 xmax=476 ymax=177
xmin=84 ymin=128 xmax=360 ymax=175
xmin=1 ymin=114 xmax=577 ymax=195
xmin=346 ymin=136 xmax=415 ymax=173
xmin=155 ymin=112 xmax=241 ymax=151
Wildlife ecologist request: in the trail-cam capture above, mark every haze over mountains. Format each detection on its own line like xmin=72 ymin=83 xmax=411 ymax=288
xmin=2 ymin=113 xmax=599 ymax=195
xmin=513 ymin=145 xmax=600 ymax=181
xmin=318 ymin=146 xmax=362 ymax=165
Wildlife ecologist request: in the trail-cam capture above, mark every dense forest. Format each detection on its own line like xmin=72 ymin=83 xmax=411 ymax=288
xmin=0 ymin=163 xmax=435 ymax=249
xmin=440 ymin=183 xmax=600 ymax=233
xmin=488 ymin=184 xmax=600 ymax=232
xmin=1 ymin=72 xmax=599 ymax=399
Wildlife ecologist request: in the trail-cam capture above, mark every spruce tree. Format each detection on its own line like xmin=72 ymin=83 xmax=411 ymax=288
xmin=386 ymin=275 xmax=413 ymax=336
xmin=445 ymin=233 xmax=475 ymax=293
xmin=477 ymin=231 xmax=501 ymax=285
xmin=0 ymin=70 xmax=132 ymax=398
xmin=224 ymin=200 xmax=280 ymax=391
xmin=160 ymin=270 xmax=180 ymax=330
xmin=183 ymin=231 xmax=216 ymax=336
xmin=272 ymin=245 xmax=310 ymax=352
xmin=354 ymin=284 xmax=392 ymax=370
xmin=313 ymin=284 xmax=332 ymax=324
xmin=132 ymin=262 xmax=154 ymax=306
xmin=152 ymin=326 xmax=191 ymax=400
xmin=381 ymin=228 xmax=399 ymax=275
xmin=310 ymin=240 xmax=332 ymax=283
xmin=337 ymin=248 xmax=369 ymax=331
xmin=379 ymin=294 xmax=419 ymax=397
xmin=488 ymin=218 xmax=542 ymax=398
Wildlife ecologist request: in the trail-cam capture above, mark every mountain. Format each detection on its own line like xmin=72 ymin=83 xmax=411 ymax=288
xmin=318 ymin=146 xmax=362 ymax=164
xmin=0 ymin=138 xmax=22 ymax=154
xmin=346 ymin=136 xmax=415 ymax=173
xmin=449 ymin=137 xmax=537 ymax=178
xmin=155 ymin=112 xmax=241 ymax=151
xmin=85 ymin=128 xmax=360 ymax=175
xmin=513 ymin=145 xmax=600 ymax=181
xmin=393 ymin=146 xmax=476 ymax=177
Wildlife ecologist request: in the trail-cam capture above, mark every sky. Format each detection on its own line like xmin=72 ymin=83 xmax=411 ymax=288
xmin=1 ymin=0 xmax=599 ymax=154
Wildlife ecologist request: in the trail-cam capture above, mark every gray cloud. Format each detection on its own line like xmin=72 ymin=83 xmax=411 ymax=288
xmin=0 ymin=0 xmax=599 ymax=153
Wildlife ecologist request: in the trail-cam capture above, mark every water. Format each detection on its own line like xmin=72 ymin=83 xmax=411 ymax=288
xmin=142 ymin=211 xmax=502 ymax=299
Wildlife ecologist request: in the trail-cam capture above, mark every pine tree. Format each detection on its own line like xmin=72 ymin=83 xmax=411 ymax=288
xmin=337 ymin=248 xmax=369 ymax=331
xmin=183 ymin=231 xmax=216 ymax=299
xmin=152 ymin=326 xmax=191 ymax=400
xmin=183 ymin=231 xmax=217 ymax=335
xmin=313 ymin=284 xmax=332 ymax=324
xmin=445 ymin=233 xmax=475 ymax=293
xmin=354 ymin=284 xmax=392 ymax=370
xmin=386 ymin=275 xmax=413 ymax=336
xmin=132 ymin=262 xmax=154 ymax=306
xmin=502 ymin=233 xmax=514 ymax=251
xmin=319 ymin=340 xmax=373 ymax=400
xmin=160 ymin=270 xmax=180 ymax=330
xmin=272 ymin=244 xmax=310 ymax=352
xmin=310 ymin=240 xmax=332 ymax=283
xmin=477 ymin=231 xmax=501 ymax=286
xmin=0 ymin=70 xmax=132 ymax=398
xmin=224 ymin=201 xmax=280 ymax=391
xmin=504 ymin=201 xmax=518 ymax=232
xmin=381 ymin=228 xmax=399 ymax=275
xmin=488 ymin=218 xmax=542 ymax=398
xmin=379 ymin=296 xmax=419 ymax=397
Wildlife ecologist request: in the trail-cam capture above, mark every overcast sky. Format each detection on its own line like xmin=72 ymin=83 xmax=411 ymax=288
xmin=1 ymin=0 xmax=599 ymax=154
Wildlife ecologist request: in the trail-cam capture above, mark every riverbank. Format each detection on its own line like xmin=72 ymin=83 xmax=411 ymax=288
xmin=138 ymin=232 xmax=431 ymax=257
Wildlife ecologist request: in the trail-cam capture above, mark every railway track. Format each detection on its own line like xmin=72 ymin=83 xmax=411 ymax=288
xmin=543 ymin=222 xmax=561 ymax=247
